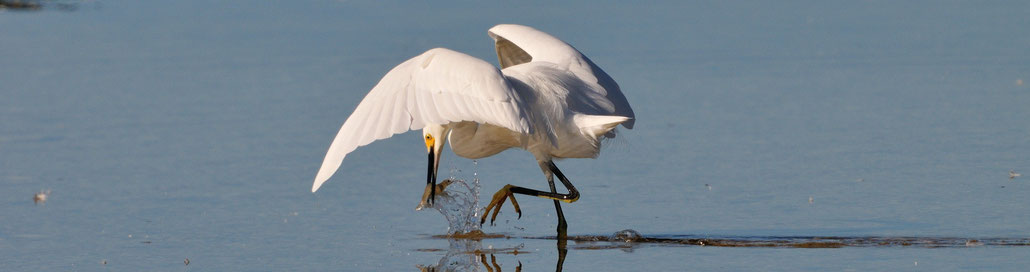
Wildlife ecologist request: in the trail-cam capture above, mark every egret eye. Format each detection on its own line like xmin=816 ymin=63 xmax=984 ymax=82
xmin=424 ymin=134 xmax=435 ymax=150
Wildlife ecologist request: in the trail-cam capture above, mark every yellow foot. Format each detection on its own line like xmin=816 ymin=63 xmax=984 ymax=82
xmin=480 ymin=184 xmax=522 ymax=226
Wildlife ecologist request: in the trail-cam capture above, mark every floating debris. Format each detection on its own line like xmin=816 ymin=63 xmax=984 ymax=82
xmin=0 ymin=0 xmax=78 ymax=11
xmin=965 ymin=240 xmax=984 ymax=247
xmin=808 ymin=196 xmax=814 ymax=204
xmin=33 ymin=189 xmax=50 ymax=205
xmin=1010 ymin=170 xmax=1021 ymax=180
xmin=0 ymin=0 xmax=41 ymax=10
xmin=432 ymin=230 xmax=505 ymax=240
xmin=611 ymin=229 xmax=643 ymax=243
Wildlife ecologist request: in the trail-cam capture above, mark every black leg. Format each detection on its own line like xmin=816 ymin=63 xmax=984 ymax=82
xmin=547 ymin=174 xmax=568 ymax=239
xmin=502 ymin=161 xmax=579 ymax=202
xmin=480 ymin=161 xmax=580 ymax=234
xmin=546 ymin=162 xmax=573 ymax=239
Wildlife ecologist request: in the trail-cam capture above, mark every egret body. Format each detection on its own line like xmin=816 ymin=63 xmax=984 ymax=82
xmin=312 ymin=24 xmax=634 ymax=236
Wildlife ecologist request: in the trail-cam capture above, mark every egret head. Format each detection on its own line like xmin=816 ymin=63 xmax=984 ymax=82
xmin=422 ymin=124 xmax=449 ymax=205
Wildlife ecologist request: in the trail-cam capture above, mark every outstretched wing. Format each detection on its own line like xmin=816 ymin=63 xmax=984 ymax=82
xmin=488 ymin=24 xmax=635 ymax=129
xmin=312 ymin=48 xmax=531 ymax=192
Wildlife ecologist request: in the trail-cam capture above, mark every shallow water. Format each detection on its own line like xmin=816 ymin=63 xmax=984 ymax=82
xmin=3 ymin=1 xmax=1030 ymax=271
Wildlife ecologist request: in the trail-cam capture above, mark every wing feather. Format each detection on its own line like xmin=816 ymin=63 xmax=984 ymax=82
xmin=488 ymin=24 xmax=635 ymax=129
xmin=312 ymin=48 xmax=530 ymax=192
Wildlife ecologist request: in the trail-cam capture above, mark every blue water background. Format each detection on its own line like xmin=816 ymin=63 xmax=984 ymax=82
xmin=2 ymin=1 xmax=1029 ymax=270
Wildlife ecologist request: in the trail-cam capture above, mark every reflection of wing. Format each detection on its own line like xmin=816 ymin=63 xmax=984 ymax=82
xmin=488 ymin=24 xmax=635 ymax=129
xmin=312 ymin=48 xmax=531 ymax=192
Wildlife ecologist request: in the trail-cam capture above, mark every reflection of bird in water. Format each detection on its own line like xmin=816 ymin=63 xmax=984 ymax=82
xmin=311 ymin=24 xmax=634 ymax=236
xmin=417 ymin=238 xmax=526 ymax=272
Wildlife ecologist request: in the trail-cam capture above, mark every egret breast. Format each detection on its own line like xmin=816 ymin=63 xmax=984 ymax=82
xmin=448 ymin=122 xmax=521 ymax=159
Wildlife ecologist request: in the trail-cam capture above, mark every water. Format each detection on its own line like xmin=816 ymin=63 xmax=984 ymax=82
xmin=3 ymin=1 xmax=1030 ymax=270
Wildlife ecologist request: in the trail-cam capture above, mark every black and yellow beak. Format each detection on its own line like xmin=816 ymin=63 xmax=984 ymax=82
xmin=425 ymin=134 xmax=438 ymax=206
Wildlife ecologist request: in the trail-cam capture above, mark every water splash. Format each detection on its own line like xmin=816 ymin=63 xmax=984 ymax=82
xmin=416 ymin=164 xmax=482 ymax=235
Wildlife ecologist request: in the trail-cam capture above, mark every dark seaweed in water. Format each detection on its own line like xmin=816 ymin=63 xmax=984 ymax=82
xmin=551 ymin=232 xmax=1030 ymax=248
xmin=611 ymin=229 xmax=643 ymax=242
xmin=0 ymin=0 xmax=41 ymax=10
xmin=0 ymin=0 xmax=80 ymax=11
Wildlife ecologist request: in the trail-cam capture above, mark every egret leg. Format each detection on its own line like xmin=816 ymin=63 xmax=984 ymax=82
xmin=548 ymin=175 xmax=568 ymax=239
xmin=482 ymin=184 xmax=523 ymax=225
xmin=480 ymin=161 xmax=579 ymax=233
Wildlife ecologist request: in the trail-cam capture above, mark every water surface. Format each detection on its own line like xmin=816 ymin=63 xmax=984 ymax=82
xmin=2 ymin=1 xmax=1030 ymax=271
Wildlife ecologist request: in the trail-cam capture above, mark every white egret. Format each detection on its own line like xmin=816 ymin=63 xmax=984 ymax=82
xmin=312 ymin=24 xmax=634 ymax=235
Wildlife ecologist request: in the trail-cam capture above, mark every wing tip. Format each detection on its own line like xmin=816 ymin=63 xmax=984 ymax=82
xmin=311 ymin=177 xmax=327 ymax=193
xmin=622 ymin=119 xmax=635 ymax=129
xmin=575 ymin=115 xmax=632 ymax=138
xmin=311 ymin=166 xmax=336 ymax=193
